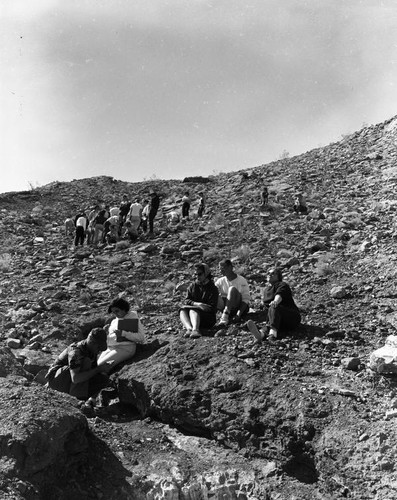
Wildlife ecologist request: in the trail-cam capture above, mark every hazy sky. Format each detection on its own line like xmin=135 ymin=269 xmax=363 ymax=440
xmin=2 ymin=0 xmax=397 ymax=193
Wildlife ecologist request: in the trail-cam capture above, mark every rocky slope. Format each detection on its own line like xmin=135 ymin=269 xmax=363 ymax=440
xmin=1 ymin=115 xmax=397 ymax=499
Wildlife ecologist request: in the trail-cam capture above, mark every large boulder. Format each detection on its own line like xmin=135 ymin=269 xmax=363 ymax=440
xmin=117 ymin=338 xmax=319 ymax=482
xmin=0 ymin=347 xmax=28 ymax=379
xmin=0 ymin=379 xmax=88 ymax=498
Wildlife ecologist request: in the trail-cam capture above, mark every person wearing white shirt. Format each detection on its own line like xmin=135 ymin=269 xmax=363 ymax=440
xmin=98 ymin=297 xmax=145 ymax=368
xmin=215 ymin=259 xmax=250 ymax=326
xmin=127 ymin=199 xmax=143 ymax=231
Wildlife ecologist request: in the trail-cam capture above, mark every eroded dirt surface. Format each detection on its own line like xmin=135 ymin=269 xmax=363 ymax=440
xmin=2 ymin=117 xmax=397 ymax=498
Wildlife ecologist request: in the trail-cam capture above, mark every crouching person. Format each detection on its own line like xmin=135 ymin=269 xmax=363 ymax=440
xmin=45 ymin=328 xmax=113 ymax=413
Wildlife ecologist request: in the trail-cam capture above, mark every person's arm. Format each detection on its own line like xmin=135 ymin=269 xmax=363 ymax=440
xmin=269 ymin=294 xmax=282 ymax=308
xmin=114 ymin=314 xmax=145 ymax=343
xmin=70 ymin=363 xmax=112 ymax=384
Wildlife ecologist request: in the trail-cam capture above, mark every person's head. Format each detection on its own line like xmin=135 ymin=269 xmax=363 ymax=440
xmin=184 ymin=191 xmax=189 ymax=196
xmin=108 ymin=297 xmax=130 ymax=317
xmin=267 ymin=267 xmax=283 ymax=285
xmin=122 ymin=194 xmax=128 ymax=200
xmin=108 ymin=298 xmax=130 ymax=318
xmin=194 ymin=263 xmax=211 ymax=282
xmin=86 ymin=327 xmax=107 ymax=354
xmin=219 ymin=259 xmax=233 ymax=276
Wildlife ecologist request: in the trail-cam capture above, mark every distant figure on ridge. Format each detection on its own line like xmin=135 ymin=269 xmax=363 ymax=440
xmin=74 ymin=210 xmax=88 ymax=247
xmin=215 ymin=259 xmax=250 ymax=326
xmin=293 ymin=193 xmax=308 ymax=214
xmin=64 ymin=218 xmax=75 ymax=237
xmin=119 ymin=194 xmax=131 ymax=226
xmin=197 ymin=191 xmax=206 ymax=218
xmin=140 ymin=199 xmax=150 ymax=232
xmin=148 ymin=191 xmax=160 ymax=234
xmin=260 ymin=185 xmax=269 ymax=207
xmin=127 ymin=198 xmax=143 ymax=233
xmin=181 ymin=191 xmax=191 ymax=219
xmin=179 ymin=263 xmax=219 ymax=338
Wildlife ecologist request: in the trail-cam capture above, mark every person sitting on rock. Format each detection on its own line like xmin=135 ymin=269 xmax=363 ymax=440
xmin=179 ymin=263 xmax=219 ymax=338
xmin=215 ymin=259 xmax=250 ymax=326
xmin=247 ymin=267 xmax=301 ymax=341
xmin=97 ymin=297 xmax=145 ymax=369
xmin=293 ymin=193 xmax=308 ymax=214
xmin=45 ymin=328 xmax=113 ymax=405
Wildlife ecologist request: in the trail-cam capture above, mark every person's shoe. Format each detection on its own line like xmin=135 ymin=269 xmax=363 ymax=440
xmin=246 ymin=320 xmax=264 ymax=342
xmin=80 ymin=403 xmax=95 ymax=418
xmin=217 ymin=312 xmax=230 ymax=327
xmin=267 ymin=328 xmax=278 ymax=341
xmin=190 ymin=330 xmax=201 ymax=339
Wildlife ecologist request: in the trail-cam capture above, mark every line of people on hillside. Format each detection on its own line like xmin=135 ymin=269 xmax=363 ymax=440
xmin=66 ymin=189 xmax=208 ymax=247
xmin=46 ymin=257 xmax=301 ymax=416
xmin=67 ymin=191 xmax=161 ymax=247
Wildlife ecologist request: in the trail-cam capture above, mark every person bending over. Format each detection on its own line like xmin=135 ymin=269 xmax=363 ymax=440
xmin=46 ymin=328 xmax=112 ymax=403
xmin=179 ymin=263 xmax=219 ymax=339
xmin=215 ymin=259 xmax=250 ymax=326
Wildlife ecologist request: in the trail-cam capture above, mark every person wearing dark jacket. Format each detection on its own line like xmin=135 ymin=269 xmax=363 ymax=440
xmin=179 ymin=263 xmax=219 ymax=339
xmin=247 ymin=268 xmax=301 ymax=341
xmin=148 ymin=191 xmax=160 ymax=234
xmin=45 ymin=328 xmax=113 ymax=402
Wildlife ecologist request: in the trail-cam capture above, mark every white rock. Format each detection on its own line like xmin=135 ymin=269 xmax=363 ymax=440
xmin=330 ymin=286 xmax=347 ymax=299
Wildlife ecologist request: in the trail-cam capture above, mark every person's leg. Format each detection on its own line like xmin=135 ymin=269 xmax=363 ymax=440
xmin=189 ymin=310 xmax=202 ymax=338
xmin=267 ymin=305 xmax=301 ymax=338
xmin=97 ymin=345 xmax=137 ymax=367
xmin=189 ymin=310 xmax=201 ymax=331
xmin=279 ymin=306 xmax=301 ymax=331
xmin=180 ymin=310 xmax=193 ymax=331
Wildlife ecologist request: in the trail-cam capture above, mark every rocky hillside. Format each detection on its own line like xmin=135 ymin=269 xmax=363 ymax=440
xmin=1 ymin=115 xmax=397 ymax=500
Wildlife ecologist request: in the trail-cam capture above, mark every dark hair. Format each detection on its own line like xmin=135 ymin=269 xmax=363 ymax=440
xmin=108 ymin=297 xmax=130 ymax=314
xmin=274 ymin=268 xmax=283 ymax=281
xmin=219 ymin=259 xmax=233 ymax=268
xmin=195 ymin=263 xmax=212 ymax=281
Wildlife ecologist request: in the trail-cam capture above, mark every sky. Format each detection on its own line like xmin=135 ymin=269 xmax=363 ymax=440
xmin=2 ymin=0 xmax=397 ymax=194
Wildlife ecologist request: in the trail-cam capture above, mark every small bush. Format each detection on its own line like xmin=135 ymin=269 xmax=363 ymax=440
xmin=232 ymin=244 xmax=251 ymax=263
xmin=0 ymin=254 xmax=12 ymax=272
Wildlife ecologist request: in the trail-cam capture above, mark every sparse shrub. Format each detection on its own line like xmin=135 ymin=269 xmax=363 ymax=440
xmin=79 ymin=290 xmax=92 ymax=304
xmin=315 ymin=262 xmax=334 ymax=277
xmin=315 ymin=252 xmax=336 ymax=277
xmin=203 ymin=247 xmax=221 ymax=263
xmin=232 ymin=244 xmax=251 ymax=263
xmin=0 ymin=253 xmax=12 ymax=272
